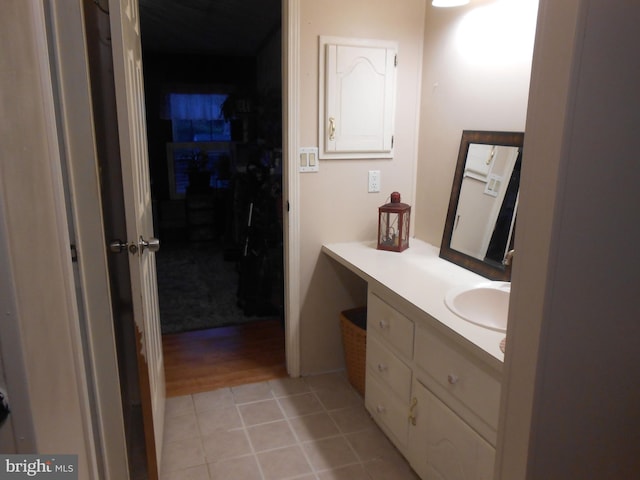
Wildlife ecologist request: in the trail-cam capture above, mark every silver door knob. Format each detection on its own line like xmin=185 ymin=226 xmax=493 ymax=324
xmin=139 ymin=236 xmax=160 ymax=253
xmin=109 ymin=239 xmax=128 ymax=253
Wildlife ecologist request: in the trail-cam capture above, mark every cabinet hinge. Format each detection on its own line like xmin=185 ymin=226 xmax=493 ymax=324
xmin=391 ymin=135 xmax=394 ymax=149
xmin=70 ymin=244 xmax=78 ymax=263
xmin=394 ymin=54 xmax=398 ymax=67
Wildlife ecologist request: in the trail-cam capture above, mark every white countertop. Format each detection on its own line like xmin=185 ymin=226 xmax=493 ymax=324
xmin=322 ymin=239 xmax=506 ymax=363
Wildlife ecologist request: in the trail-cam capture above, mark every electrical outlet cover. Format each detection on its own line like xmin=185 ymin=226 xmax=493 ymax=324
xmin=368 ymin=170 xmax=381 ymax=192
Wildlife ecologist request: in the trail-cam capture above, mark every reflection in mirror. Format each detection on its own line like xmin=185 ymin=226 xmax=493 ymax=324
xmin=440 ymin=131 xmax=524 ymax=281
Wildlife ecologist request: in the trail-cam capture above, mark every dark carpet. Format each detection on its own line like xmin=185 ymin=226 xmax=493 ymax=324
xmin=156 ymin=242 xmax=270 ymax=335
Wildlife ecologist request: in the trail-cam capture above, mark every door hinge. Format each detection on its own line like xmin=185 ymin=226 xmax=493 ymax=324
xmin=391 ymin=135 xmax=394 ymax=149
xmin=70 ymin=244 xmax=78 ymax=263
xmin=394 ymin=54 xmax=398 ymax=67
xmin=287 ymin=200 xmax=290 ymax=212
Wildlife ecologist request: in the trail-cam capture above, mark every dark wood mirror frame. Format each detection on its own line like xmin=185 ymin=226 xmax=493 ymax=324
xmin=439 ymin=130 xmax=524 ymax=281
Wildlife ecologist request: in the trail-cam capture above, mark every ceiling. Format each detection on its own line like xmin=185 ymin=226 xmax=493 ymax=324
xmin=139 ymin=0 xmax=281 ymax=56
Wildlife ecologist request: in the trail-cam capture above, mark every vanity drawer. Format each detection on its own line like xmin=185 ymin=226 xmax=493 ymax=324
xmin=368 ymin=292 xmax=414 ymax=359
xmin=414 ymin=327 xmax=501 ymax=430
xmin=367 ymin=334 xmax=412 ymax=401
xmin=365 ymin=372 xmax=409 ymax=448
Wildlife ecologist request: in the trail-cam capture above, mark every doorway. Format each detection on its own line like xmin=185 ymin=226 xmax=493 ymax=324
xmin=82 ymin=0 xmax=287 ymax=476
xmin=138 ymin=0 xmax=286 ymax=396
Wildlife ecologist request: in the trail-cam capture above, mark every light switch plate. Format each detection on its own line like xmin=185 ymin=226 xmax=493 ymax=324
xmin=484 ymin=173 xmax=502 ymax=197
xmin=299 ymin=147 xmax=319 ymax=172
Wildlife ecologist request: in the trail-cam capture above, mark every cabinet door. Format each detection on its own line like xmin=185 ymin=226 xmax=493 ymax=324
xmin=409 ymin=381 xmax=495 ymax=480
xmin=320 ymin=37 xmax=397 ymax=159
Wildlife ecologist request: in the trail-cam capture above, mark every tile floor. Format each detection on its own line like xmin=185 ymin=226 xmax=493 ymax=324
xmin=160 ymin=371 xmax=419 ymax=480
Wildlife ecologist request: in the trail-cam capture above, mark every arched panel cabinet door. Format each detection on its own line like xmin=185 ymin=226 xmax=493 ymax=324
xmin=408 ymin=379 xmax=495 ymax=480
xmin=319 ymin=36 xmax=397 ymax=159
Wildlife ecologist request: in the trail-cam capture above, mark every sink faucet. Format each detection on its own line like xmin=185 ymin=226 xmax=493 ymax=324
xmin=503 ymin=249 xmax=515 ymax=266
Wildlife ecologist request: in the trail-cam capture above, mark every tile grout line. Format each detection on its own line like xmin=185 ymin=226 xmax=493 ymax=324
xmin=160 ymin=393 xmax=209 ymax=478
xmin=193 ymin=386 xmax=262 ymax=479
xmin=273 ymin=386 xmax=322 ymax=480
xmin=233 ymin=391 xmax=268 ymax=480
xmin=255 ymin=382 xmax=345 ymax=478
xmin=305 ymin=377 xmax=371 ymax=477
xmin=191 ymin=390 xmax=215 ymax=480
xmin=163 ymin=375 xmax=383 ymax=479
xmin=322 ymin=395 xmax=370 ymax=472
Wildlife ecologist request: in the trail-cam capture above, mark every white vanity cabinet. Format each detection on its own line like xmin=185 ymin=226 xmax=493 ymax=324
xmin=364 ymin=285 xmax=501 ymax=480
xmin=321 ymin=240 xmax=505 ymax=480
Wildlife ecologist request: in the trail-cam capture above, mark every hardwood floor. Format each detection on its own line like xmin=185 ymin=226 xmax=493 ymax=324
xmin=162 ymin=318 xmax=288 ymax=397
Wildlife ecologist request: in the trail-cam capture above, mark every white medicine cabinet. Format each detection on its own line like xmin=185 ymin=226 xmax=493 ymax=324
xmin=319 ymin=36 xmax=398 ymax=159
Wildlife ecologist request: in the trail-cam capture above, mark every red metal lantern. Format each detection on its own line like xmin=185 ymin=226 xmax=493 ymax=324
xmin=377 ymin=192 xmax=411 ymax=252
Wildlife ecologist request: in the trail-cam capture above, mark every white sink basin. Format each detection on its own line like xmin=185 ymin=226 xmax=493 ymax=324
xmin=444 ymin=282 xmax=510 ymax=332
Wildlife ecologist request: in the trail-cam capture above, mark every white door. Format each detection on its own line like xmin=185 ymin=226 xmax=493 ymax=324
xmin=109 ymin=0 xmax=165 ymax=476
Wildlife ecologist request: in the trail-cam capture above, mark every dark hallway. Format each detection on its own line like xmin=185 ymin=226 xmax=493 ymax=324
xmin=139 ymin=0 xmax=284 ymax=337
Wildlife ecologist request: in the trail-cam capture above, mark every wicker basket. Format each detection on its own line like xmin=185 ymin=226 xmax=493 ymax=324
xmin=340 ymin=306 xmax=367 ymax=396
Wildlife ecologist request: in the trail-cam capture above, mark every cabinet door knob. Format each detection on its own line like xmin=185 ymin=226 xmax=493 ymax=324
xmin=377 ymin=363 xmax=388 ymax=373
xmin=376 ymin=404 xmax=386 ymax=414
xmin=378 ymin=319 xmax=389 ymax=329
xmin=447 ymin=374 xmax=459 ymax=385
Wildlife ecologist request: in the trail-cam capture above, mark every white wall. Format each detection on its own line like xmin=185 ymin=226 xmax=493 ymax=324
xmin=297 ymin=0 xmax=426 ymax=373
xmin=294 ymin=0 xmax=539 ymax=374
xmin=415 ymin=0 xmax=538 ymax=246
xmin=0 ymin=1 xmax=97 ymax=476
xmin=498 ymin=1 xmax=640 ymax=477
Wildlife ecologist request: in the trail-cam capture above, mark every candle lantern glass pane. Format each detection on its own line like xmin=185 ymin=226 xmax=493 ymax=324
xmin=401 ymin=213 xmax=410 ymax=250
xmin=379 ymin=211 xmax=400 ymax=248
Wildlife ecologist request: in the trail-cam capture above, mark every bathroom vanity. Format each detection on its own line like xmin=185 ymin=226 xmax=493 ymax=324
xmin=322 ymin=239 xmax=505 ymax=479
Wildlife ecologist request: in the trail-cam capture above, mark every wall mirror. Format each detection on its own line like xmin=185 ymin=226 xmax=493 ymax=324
xmin=440 ymin=130 xmax=524 ymax=281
